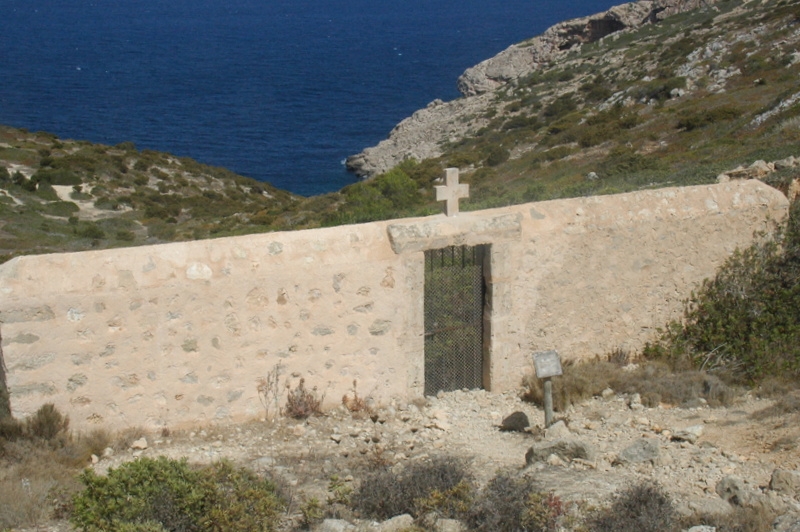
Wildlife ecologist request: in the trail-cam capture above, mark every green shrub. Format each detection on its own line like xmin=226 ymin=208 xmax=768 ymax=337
xmin=643 ymin=201 xmax=800 ymax=384
xmin=32 ymin=168 xmax=82 ymax=186
xmin=589 ymin=481 xmax=676 ymax=532
xmin=352 ymin=455 xmax=472 ymax=520
xmin=116 ymin=230 xmax=136 ymax=241
xmin=502 ymin=115 xmax=540 ymax=131
xmin=484 ymin=145 xmax=510 ymax=167
xmin=543 ymin=94 xmax=577 ymax=119
xmin=677 ymin=106 xmax=742 ymax=131
xmin=598 ymin=146 xmax=661 ymax=178
xmin=635 ymin=76 xmax=686 ymax=102
xmin=77 ymin=223 xmax=106 ymax=240
xmin=42 ymin=201 xmax=80 ymax=217
xmin=284 ymin=378 xmax=323 ymax=419
xmin=467 ymin=471 xmax=564 ymax=532
xmin=70 ymin=457 xmax=283 ymax=532
xmin=26 ymin=403 xmax=69 ymax=441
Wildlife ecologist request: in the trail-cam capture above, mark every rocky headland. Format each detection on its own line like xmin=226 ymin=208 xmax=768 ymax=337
xmin=345 ymin=0 xmax=724 ymax=179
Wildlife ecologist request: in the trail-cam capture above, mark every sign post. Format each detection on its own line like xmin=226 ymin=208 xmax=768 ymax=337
xmin=532 ymin=350 xmax=562 ymax=428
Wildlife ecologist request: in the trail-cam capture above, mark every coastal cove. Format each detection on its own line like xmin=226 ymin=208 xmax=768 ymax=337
xmin=0 ymin=0 xmax=618 ymax=196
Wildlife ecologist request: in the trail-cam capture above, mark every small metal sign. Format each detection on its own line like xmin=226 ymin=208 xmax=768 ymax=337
xmin=533 ymin=350 xmax=562 ymax=379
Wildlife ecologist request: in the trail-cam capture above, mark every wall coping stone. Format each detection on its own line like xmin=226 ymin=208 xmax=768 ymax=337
xmin=386 ymin=212 xmax=523 ymax=254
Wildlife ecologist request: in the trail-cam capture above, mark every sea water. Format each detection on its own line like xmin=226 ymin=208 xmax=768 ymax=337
xmin=0 ymin=0 xmax=617 ymax=196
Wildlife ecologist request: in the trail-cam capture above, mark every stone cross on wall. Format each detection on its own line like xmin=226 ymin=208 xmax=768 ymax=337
xmin=435 ymin=168 xmax=469 ymax=217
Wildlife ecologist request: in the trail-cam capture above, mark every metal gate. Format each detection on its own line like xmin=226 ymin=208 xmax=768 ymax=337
xmin=424 ymin=245 xmax=487 ymax=395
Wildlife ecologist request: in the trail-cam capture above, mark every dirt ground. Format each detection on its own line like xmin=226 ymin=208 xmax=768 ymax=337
xmin=47 ymin=386 xmax=794 ymax=531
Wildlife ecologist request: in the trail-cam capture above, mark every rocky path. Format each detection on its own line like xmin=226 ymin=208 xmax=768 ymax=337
xmin=77 ymin=387 xmax=800 ymax=531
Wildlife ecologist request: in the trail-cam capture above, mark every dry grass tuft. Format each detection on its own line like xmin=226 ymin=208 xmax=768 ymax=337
xmin=285 ymin=378 xmax=324 ymax=419
xmin=752 ymin=390 xmax=800 ymax=419
xmin=0 ymin=441 xmax=84 ymax=529
xmin=342 ymin=380 xmax=373 ymax=419
xmin=684 ymin=504 xmax=776 ymax=532
xmin=523 ymin=354 xmax=742 ymax=411
xmin=114 ymin=425 xmax=148 ymax=451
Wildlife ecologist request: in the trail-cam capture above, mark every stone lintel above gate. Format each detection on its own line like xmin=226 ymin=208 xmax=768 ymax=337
xmin=386 ymin=212 xmax=522 ymax=254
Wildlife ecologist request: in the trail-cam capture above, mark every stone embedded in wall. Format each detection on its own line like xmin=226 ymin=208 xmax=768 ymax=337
xmin=277 ymin=289 xmax=289 ymax=305
xmin=369 ymin=320 xmax=392 ymax=336
xmin=99 ymin=344 xmax=116 ymax=357
xmin=181 ymin=372 xmax=198 ymax=384
xmin=13 ymin=352 xmax=55 ymax=371
xmin=0 ymin=306 xmax=55 ymax=323
xmin=309 ymin=289 xmax=322 ymax=301
xmin=333 ymin=273 xmax=346 ymax=293
xmin=381 ymin=268 xmax=396 ymax=288
xmin=67 ymin=308 xmax=86 ymax=322
xmin=70 ymin=396 xmax=91 ymax=406
xmin=118 ymin=270 xmax=138 ymax=290
xmin=197 ymin=395 xmax=214 ymax=406
xmin=268 ymin=242 xmax=283 ymax=255
xmin=357 ymin=287 xmax=371 ymax=296
xmin=71 ymin=353 xmax=92 ymax=365
xmin=347 ymin=324 xmax=359 ymax=335
xmin=224 ymin=313 xmax=241 ymax=335
xmin=186 ymin=263 xmax=213 ymax=280
xmin=227 ymin=390 xmax=243 ymax=402
xmin=67 ymin=373 xmax=88 ymax=392
xmin=112 ymin=374 xmax=140 ymax=389
xmin=182 ymin=338 xmax=198 ymax=352
xmin=246 ymin=287 xmax=270 ymax=308
xmin=3 ymin=333 xmax=40 ymax=345
xmin=10 ymin=382 xmax=56 ymax=396
xmin=354 ymin=303 xmax=374 ymax=313
xmin=312 ymin=326 xmax=334 ymax=336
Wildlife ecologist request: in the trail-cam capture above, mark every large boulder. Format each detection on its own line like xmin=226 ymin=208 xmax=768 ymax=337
xmin=526 ymin=439 xmax=596 ymax=465
xmin=614 ymin=438 xmax=660 ymax=465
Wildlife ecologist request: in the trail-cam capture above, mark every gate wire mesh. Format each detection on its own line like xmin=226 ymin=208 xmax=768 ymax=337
xmin=424 ymin=245 xmax=486 ymax=396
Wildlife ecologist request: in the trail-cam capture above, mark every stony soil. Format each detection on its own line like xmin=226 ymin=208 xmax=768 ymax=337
xmin=52 ymin=386 xmax=798 ymax=531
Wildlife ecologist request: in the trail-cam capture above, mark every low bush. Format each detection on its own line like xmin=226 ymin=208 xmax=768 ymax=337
xmin=588 ymin=481 xmax=677 ymax=532
xmin=352 ymin=455 xmax=472 ymax=520
xmin=284 ymin=378 xmax=323 ymax=419
xmin=484 ymin=145 xmax=510 ymax=167
xmin=683 ymin=504 xmax=775 ymax=532
xmin=26 ymin=403 xmax=69 ymax=441
xmin=677 ymin=106 xmax=742 ymax=131
xmin=70 ymin=457 xmax=284 ymax=532
xmin=643 ymin=200 xmax=800 ymax=384
xmin=522 ymin=357 xmax=741 ymax=411
xmin=466 ymin=471 xmax=565 ymax=532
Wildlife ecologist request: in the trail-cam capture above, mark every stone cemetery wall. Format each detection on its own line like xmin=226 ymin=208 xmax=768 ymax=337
xmin=0 ymin=179 xmax=788 ymax=431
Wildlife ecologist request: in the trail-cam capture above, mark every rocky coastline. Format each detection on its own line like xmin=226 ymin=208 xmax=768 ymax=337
xmin=345 ymin=0 xmax=721 ymax=179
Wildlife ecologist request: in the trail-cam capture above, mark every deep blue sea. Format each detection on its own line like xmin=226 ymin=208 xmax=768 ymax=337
xmin=1 ymin=0 xmax=617 ymax=196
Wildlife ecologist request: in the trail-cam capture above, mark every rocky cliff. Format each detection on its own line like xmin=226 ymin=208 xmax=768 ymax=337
xmin=345 ymin=0 xmax=721 ymax=179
